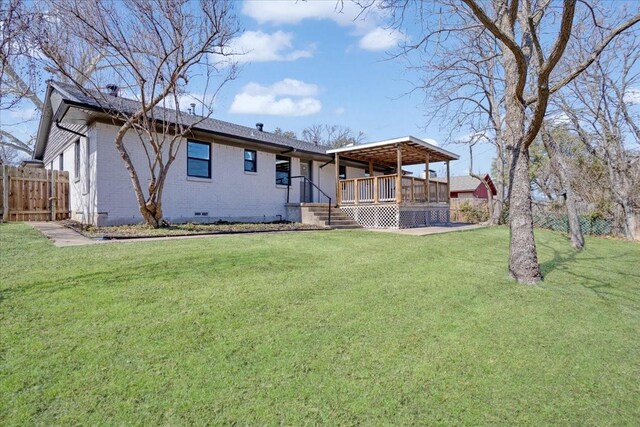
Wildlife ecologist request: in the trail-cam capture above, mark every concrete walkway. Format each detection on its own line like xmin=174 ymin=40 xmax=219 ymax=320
xmin=29 ymin=222 xmax=102 ymax=247
xmin=367 ymin=223 xmax=486 ymax=236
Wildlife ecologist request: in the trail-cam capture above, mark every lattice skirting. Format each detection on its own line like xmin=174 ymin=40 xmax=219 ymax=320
xmin=340 ymin=205 xmax=450 ymax=229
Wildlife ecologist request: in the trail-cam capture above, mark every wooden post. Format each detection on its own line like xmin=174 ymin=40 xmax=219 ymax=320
xmin=410 ymin=177 xmax=415 ymax=202
xmin=425 ymin=154 xmax=430 ymax=204
xmin=396 ymin=144 xmax=402 ymax=203
xmin=446 ymin=160 xmax=451 ymax=203
xmin=368 ymin=160 xmax=374 ymax=177
xmin=436 ymin=176 xmax=439 ymax=202
xmin=334 ymin=153 xmax=340 ymax=206
xmin=50 ymin=169 xmax=57 ymax=221
xmin=2 ymin=165 xmax=9 ymax=221
xmin=373 ymin=175 xmax=379 ymax=204
xmin=354 ymin=178 xmax=359 ymax=205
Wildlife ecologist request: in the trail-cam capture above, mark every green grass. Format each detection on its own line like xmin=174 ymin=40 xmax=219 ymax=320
xmin=1 ymin=223 xmax=639 ymax=425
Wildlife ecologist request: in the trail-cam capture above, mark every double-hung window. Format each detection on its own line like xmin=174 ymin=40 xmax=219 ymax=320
xmin=244 ymin=149 xmax=257 ymax=173
xmin=187 ymin=140 xmax=211 ymax=178
xmin=275 ymin=155 xmax=290 ymax=186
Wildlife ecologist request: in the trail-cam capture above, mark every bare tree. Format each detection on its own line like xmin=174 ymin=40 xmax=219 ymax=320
xmin=273 ymin=127 xmax=297 ymax=139
xmin=368 ymin=0 xmax=640 ymax=283
xmin=556 ymin=31 xmax=640 ymax=240
xmin=540 ymin=124 xmax=585 ymax=249
xmin=1 ymin=0 xmax=104 ymax=157
xmin=302 ymin=124 xmax=365 ymax=148
xmin=29 ymin=0 xmax=239 ymax=227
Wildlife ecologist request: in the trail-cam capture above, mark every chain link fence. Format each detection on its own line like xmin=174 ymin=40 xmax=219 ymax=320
xmin=531 ymin=201 xmax=617 ymax=236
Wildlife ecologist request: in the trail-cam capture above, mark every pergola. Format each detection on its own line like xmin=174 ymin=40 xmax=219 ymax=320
xmin=327 ymin=136 xmax=459 ymax=205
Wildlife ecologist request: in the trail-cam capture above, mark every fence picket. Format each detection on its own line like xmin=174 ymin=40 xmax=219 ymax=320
xmin=0 ymin=166 xmax=69 ymax=222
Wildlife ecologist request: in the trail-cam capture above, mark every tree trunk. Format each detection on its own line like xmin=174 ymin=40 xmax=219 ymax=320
xmin=565 ymin=189 xmax=585 ymax=249
xmin=489 ymin=198 xmax=504 ymax=225
xmin=508 ymin=147 xmax=542 ymax=284
xmin=541 ymin=126 xmax=584 ymax=250
xmin=621 ymin=201 xmax=638 ymax=240
xmin=140 ymin=201 xmax=163 ymax=228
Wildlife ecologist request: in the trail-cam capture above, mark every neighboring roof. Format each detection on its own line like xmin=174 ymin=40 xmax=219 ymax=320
xmin=449 ymin=175 xmax=496 ymax=193
xmin=326 ymin=136 xmax=459 ymax=166
xmin=34 ymin=81 xmax=330 ymax=160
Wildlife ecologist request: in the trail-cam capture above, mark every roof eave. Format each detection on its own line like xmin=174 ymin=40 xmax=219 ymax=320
xmin=326 ymin=135 xmax=460 ymax=161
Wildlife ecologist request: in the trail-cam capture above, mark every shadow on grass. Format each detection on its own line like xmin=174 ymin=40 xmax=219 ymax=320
xmin=539 ymin=240 xmax=640 ymax=305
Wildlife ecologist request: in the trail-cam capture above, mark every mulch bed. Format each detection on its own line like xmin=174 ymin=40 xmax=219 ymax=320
xmin=60 ymin=220 xmax=329 ymax=239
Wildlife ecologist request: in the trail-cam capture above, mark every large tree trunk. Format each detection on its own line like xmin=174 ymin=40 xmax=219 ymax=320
xmin=508 ymin=147 xmax=542 ymax=284
xmin=502 ymin=37 xmax=542 ymax=284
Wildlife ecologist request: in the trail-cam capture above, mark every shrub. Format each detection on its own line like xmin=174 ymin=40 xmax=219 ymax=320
xmin=458 ymin=201 xmax=489 ymax=223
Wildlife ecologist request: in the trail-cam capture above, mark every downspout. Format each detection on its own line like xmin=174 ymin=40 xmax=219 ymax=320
xmin=55 ymin=120 xmax=88 ymax=138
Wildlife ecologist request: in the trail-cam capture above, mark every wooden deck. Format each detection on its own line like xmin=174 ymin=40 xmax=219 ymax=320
xmin=338 ymin=174 xmax=449 ymax=206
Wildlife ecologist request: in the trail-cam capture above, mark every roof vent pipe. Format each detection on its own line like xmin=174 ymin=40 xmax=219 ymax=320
xmin=190 ymin=103 xmax=196 ymax=115
xmin=106 ymin=84 xmax=119 ymax=97
xmin=256 ymin=122 xmax=264 ymax=132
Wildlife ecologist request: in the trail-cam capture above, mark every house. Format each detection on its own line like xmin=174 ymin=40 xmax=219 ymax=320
xmin=448 ymin=175 xmax=497 ymax=199
xmin=32 ymin=81 xmax=459 ymax=228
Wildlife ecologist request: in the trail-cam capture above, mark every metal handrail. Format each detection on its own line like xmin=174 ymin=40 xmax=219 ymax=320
xmin=286 ymin=175 xmax=332 ymax=225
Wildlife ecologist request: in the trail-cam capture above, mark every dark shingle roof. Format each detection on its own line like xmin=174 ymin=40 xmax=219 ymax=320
xmin=50 ymin=81 xmax=330 ymax=156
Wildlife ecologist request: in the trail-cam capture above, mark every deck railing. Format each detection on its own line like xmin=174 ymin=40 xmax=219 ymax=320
xmin=339 ymin=174 xmax=448 ymax=205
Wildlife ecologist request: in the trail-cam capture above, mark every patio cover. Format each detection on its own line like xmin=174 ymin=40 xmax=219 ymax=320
xmin=326 ymin=136 xmax=459 ymax=168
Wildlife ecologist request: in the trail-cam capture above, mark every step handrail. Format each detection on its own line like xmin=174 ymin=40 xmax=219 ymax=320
xmin=286 ymin=175 xmax=332 ymax=225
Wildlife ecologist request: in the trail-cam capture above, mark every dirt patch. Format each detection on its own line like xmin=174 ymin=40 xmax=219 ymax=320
xmin=60 ymin=220 xmax=329 ymax=239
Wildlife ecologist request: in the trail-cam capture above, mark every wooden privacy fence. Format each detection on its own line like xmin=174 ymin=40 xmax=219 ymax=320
xmin=0 ymin=165 xmax=70 ymax=221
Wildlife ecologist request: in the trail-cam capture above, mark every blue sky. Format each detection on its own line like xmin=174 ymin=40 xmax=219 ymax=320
xmin=207 ymin=1 xmax=493 ymax=177
xmin=3 ymin=0 xmax=494 ymax=176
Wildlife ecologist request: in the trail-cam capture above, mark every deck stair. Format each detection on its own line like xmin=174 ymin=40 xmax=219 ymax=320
xmin=301 ymin=203 xmax=362 ymax=230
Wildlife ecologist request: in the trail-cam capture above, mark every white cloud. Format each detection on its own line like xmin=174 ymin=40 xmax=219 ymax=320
xmin=229 ymin=30 xmax=313 ymax=63
xmin=359 ymin=27 xmax=406 ymax=51
xmin=549 ymin=112 xmax=571 ymax=125
xmin=242 ymin=79 xmax=319 ymax=97
xmin=241 ymin=1 xmax=402 ymax=52
xmin=229 ymin=79 xmax=322 ymax=116
xmin=242 ymin=1 xmax=366 ymax=27
xmin=9 ymin=107 xmax=37 ymax=121
xmin=624 ymin=87 xmax=640 ymax=105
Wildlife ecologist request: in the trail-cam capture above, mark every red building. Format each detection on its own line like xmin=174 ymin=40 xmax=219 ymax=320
xmin=449 ymin=175 xmax=497 ymax=199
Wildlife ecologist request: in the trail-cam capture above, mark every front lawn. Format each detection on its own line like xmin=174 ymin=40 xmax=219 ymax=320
xmin=1 ymin=223 xmax=638 ymax=425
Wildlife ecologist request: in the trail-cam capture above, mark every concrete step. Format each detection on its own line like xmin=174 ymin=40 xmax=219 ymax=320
xmin=305 ymin=207 xmax=337 ymax=213
xmin=314 ymin=213 xmax=351 ymax=220
xmin=331 ymin=224 xmax=363 ymax=229
xmin=323 ymin=219 xmax=359 ymax=225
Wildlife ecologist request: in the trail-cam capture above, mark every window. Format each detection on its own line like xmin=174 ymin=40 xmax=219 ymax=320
xmin=244 ymin=149 xmax=257 ymax=173
xmin=339 ymin=165 xmax=346 ymax=180
xmin=275 ymin=155 xmax=290 ymax=185
xmin=74 ymin=140 xmax=80 ymax=178
xmin=58 ymin=153 xmax=64 ymax=170
xmin=187 ymin=140 xmax=211 ymax=178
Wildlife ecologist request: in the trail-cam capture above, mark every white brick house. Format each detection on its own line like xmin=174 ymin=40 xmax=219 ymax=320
xmin=32 ymin=81 xmax=377 ymax=226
